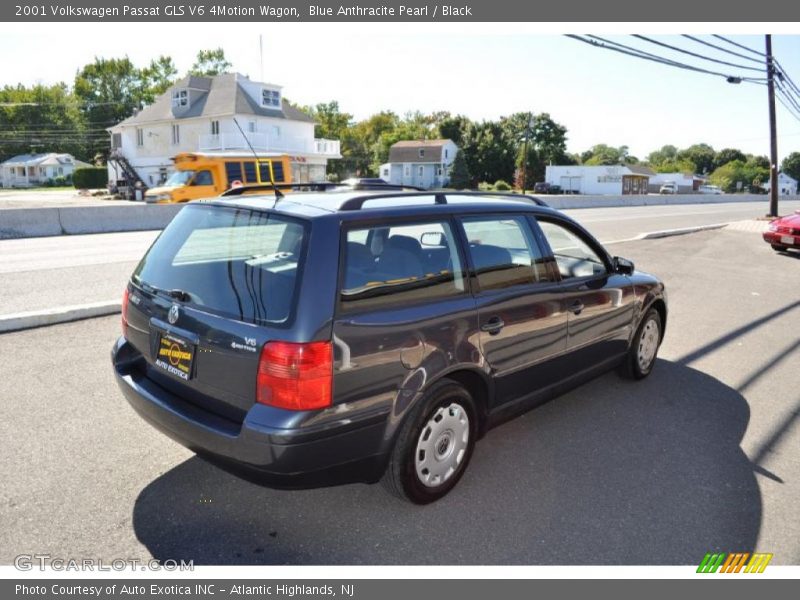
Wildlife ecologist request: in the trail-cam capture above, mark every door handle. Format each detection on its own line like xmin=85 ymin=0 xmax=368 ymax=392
xmin=568 ymin=300 xmax=585 ymax=315
xmin=481 ymin=317 xmax=505 ymax=335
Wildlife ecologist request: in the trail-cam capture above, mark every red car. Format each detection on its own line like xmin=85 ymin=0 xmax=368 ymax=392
xmin=763 ymin=210 xmax=800 ymax=252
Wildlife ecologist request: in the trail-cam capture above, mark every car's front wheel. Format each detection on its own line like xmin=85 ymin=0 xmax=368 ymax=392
xmin=620 ymin=308 xmax=662 ymax=379
xmin=382 ymin=379 xmax=477 ymax=504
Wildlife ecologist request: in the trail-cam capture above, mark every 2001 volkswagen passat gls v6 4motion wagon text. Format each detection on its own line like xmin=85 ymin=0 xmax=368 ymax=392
xmin=112 ymin=188 xmax=667 ymax=504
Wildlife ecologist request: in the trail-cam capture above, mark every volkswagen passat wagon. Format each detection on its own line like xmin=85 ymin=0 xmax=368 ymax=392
xmin=112 ymin=189 xmax=666 ymax=504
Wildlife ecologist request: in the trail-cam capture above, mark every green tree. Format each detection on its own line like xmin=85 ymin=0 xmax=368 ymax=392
xmin=677 ymin=143 xmax=715 ymax=174
xmin=141 ymin=55 xmax=178 ymax=101
xmin=646 ymin=144 xmax=678 ymax=168
xmin=582 ymin=144 xmax=634 ymax=165
xmin=74 ymin=57 xmax=145 ymax=159
xmin=461 ymin=120 xmax=516 ymax=186
xmin=449 ymin=150 xmax=470 ymax=189
xmin=713 ymin=148 xmax=746 ymax=170
xmin=781 ymin=151 xmax=800 ymax=182
xmin=437 ymin=114 xmax=471 ymax=146
xmin=710 ymin=158 xmax=769 ymax=193
xmin=189 ymin=48 xmax=232 ymax=77
xmin=0 ymin=83 xmax=86 ymax=161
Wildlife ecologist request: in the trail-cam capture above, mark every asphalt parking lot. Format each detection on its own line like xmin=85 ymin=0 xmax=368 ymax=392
xmin=1 ymin=226 xmax=798 ymax=565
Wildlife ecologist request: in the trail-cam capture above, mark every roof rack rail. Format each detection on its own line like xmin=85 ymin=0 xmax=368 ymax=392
xmin=220 ymin=181 xmax=424 ymax=197
xmin=338 ymin=191 xmax=549 ymax=211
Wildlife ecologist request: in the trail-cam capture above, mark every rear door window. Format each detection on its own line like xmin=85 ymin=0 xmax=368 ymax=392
xmin=133 ymin=205 xmax=306 ymax=324
xmin=340 ymin=220 xmax=466 ymax=313
xmin=460 ymin=216 xmax=554 ymax=291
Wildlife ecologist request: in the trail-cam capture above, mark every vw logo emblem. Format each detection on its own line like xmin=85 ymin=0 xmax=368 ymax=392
xmin=168 ymin=304 xmax=180 ymax=324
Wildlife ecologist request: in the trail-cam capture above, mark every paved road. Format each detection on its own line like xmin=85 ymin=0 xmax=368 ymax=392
xmin=1 ymin=201 xmax=799 ymax=316
xmin=1 ymin=226 xmax=798 ymax=565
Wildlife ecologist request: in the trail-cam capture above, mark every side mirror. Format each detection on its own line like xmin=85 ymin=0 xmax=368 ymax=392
xmin=613 ymin=256 xmax=635 ymax=275
xmin=421 ymin=231 xmax=446 ymax=247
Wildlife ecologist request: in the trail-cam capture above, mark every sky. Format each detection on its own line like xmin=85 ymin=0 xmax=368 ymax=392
xmin=0 ymin=23 xmax=799 ymax=162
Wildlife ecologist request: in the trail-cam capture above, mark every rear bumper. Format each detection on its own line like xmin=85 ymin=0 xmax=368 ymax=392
xmin=763 ymin=231 xmax=800 ymax=248
xmin=111 ymin=337 xmax=389 ymax=489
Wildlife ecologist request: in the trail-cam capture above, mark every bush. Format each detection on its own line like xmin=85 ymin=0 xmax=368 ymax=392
xmin=72 ymin=167 xmax=108 ymax=189
xmin=478 ymin=181 xmax=493 ymax=191
xmin=493 ymin=179 xmax=512 ymax=191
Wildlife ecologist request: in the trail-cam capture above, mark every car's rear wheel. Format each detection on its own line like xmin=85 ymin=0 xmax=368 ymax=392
xmin=771 ymin=244 xmax=787 ymax=252
xmin=620 ymin=308 xmax=662 ymax=379
xmin=382 ymin=379 xmax=476 ymax=504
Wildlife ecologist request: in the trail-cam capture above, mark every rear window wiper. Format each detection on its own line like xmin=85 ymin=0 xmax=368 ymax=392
xmin=137 ymin=280 xmax=194 ymax=302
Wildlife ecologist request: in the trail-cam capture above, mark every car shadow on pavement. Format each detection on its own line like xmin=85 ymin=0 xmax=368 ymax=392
xmin=132 ymin=359 xmax=760 ymax=565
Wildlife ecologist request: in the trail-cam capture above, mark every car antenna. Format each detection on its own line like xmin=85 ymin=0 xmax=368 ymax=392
xmin=232 ymin=117 xmax=284 ymax=202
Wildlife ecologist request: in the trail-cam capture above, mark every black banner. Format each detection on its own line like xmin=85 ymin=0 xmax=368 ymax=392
xmin=3 ymin=0 xmax=800 ymax=22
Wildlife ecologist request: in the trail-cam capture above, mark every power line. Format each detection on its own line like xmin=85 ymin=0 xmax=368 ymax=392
xmin=680 ymin=35 xmax=765 ymax=65
xmin=569 ymin=35 xmax=767 ymax=84
xmin=712 ymin=35 xmax=767 ymax=58
xmin=633 ymin=34 xmax=766 ymax=73
xmin=775 ymin=87 xmax=800 ymax=123
xmin=774 ymin=59 xmax=800 ymax=98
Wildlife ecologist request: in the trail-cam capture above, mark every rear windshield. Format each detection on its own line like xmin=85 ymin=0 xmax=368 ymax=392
xmin=132 ymin=205 xmax=306 ymax=324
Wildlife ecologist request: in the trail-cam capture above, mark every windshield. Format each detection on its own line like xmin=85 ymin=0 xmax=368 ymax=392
xmin=132 ymin=205 xmax=307 ymax=324
xmin=163 ymin=170 xmax=195 ymax=187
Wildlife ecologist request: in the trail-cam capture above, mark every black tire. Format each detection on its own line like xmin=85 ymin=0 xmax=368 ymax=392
xmin=382 ymin=379 xmax=477 ymax=504
xmin=771 ymin=244 xmax=787 ymax=252
xmin=620 ymin=308 xmax=663 ymax=380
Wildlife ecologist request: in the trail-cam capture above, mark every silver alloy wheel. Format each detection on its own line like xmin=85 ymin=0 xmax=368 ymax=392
xmin=637 ymin=317 xmax=660 ymax=372
xmin=415 ymin=402 xmax=470 ymax=488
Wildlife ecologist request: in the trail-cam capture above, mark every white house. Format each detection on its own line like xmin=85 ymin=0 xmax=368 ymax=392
xmin=648 ymin=172 xmax=706 ymax=194
xmin=0 ymin=153 xmax=91 ymax=188
xmin=763 ymin=172 xmax=798 ymax=196
xmin=379 ymin=139 xmax=458 ymax=189
xmin=545 ymin=164 xmax=655 ymax=195
xmin=106 ymin=73 xmax=341 ymax=188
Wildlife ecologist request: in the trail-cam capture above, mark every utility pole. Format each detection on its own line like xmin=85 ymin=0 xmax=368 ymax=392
xmin=766 ymin=34 xmax=779 ymax=218
xmin=520 ymin=112 xmax=533 ymax=194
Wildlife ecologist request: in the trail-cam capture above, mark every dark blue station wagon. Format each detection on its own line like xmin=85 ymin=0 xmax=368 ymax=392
xmin=112 ymin=190 xmax=666 ymax=504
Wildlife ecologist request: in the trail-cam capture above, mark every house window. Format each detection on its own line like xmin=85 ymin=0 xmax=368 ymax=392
xmin=111 ymin=133 xmax=122 ymax=149
xmin=262 ymin=88 xmax=280 ymax=108
xmin=272 ymin=125 xmax=281 ymax=138
xmin=171 ymin=124 xmax=180 ymax=145
xmin=444 ymin=149 xmax=449 ymax=159
xmin=248 ymin=121 xmax=256 ymax=133
xmin=382 ymin=168 xmax=389 ymax=177
xmin=419 ymin=149 xmax=425 ymax=158
xmin=136 ymin=129 xmax=144 ymax=147
xmin=437 ymin=167 xmax=442 ymax=176
xmin=171 ymin=89 xmax=188 ymax=107
xmin=210 ymin=120 xmax=220 ymax=135
xmin=418 ymin=166 xmax=424 ymax=177
xmin=58 ymin=167 xmax=63 ymax=176
xmin=404 ymin=166 xmax=410 ymax=177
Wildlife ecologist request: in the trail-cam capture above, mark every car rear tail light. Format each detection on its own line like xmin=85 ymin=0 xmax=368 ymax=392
xmin=121 ymin=288 xmax=130 ymax=337
xmin=257 ymin=341 xmax=332 ymax=411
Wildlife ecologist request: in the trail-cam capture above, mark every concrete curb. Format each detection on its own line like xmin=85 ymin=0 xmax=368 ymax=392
xmin=640 ymin=222 xmax=729 ymax=239
xmin=602 ymin=222 xmax=729 ymax=245
xmin=0 ymin=300 xmax=121 ymax=334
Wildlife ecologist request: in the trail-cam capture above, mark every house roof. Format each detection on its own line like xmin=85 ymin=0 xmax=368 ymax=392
xmin=388 ymin=139 xmax=454 ymax=164
xmin=112 ymin=73 xmax=315 ymax=127
xmin=625 ymin=165 xmax=656 ymax=176
xmin=1 ymin=152 xmax=78 ymax=166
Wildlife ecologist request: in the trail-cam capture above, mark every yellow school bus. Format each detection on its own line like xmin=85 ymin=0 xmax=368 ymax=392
xmin=144 ymin=152 xmax=292 ymax=203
